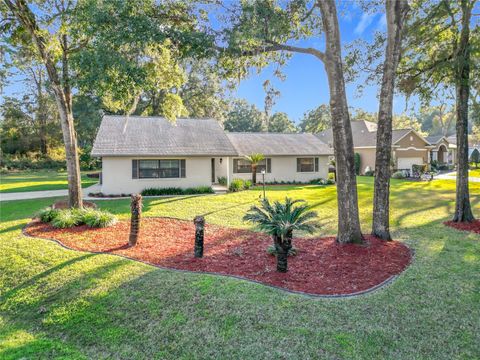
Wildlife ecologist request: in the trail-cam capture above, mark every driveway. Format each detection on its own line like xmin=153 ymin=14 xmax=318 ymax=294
xmin=0 ymin=184 xmax=101 ymax=202
xmin=434 ymin=171 xmax=480 ymax=182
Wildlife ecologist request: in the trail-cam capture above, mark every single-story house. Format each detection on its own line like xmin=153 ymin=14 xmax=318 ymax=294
xmin=91 ymin=116 xmax=333 ymax=195
xmin=316 ymin=120 xmax=457 ymax=174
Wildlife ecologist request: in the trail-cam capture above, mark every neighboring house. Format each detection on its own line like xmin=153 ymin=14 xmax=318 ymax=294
xmin=91 ymin=116 xmax=333 ymax=195
xmin=425 ymin=135 xmax=456 ymax=166
xmin=316 ymin=120 xmax=457 ymax=174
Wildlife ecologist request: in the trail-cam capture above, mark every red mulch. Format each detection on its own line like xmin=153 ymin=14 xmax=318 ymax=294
xmin=25 ymin=218 xmax=411 ymax=296
xmin=444 ymin=220 xmax=480 ymax=234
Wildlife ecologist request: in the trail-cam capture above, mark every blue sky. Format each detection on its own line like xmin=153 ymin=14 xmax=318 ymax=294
xmin=234 ymin=4 xmax=411 ymax=123
xmin=2 ymin=2 xmax=413 ymax=124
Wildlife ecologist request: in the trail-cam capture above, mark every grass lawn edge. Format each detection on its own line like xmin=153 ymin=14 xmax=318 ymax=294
xmin=22 ymin=216 xmax=415 ymax=299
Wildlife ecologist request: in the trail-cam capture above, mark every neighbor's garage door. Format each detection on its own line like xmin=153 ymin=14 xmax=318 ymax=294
xmin=397 ymin=157 xmax=423 ymax=171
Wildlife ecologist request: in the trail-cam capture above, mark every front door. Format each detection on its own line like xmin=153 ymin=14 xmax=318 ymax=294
xmin=211 ymin=158 xmax=215 ymax=183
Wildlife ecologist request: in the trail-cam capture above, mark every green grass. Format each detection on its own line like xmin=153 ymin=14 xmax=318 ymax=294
xmin=1 ymin=177 xmax=479 ymax=359
xmin=0 ymin=171 xmax=97 ymax=193
xmin=468 ymin=168 xmax=480 ymax=177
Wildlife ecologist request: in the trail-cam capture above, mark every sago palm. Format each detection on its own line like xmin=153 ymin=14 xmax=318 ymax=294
xmin=244 ymin=153 xmax=265 ymax=184
xmin=244 ymin=197 xmax=317 ymax=272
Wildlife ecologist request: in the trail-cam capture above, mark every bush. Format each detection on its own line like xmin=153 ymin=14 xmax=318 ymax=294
xmin=412 ymin=164 xmax=427 ymax=175
xmin=37 ymin=207 xmax=117 ymax=228
xmin=37 ymin=207 xmax=60 ymax=223
xmin=51 ymin=210 xmax=82 ymax=228
xmin=141 ymin=186 xmax=213 ymax=196
xmin=217 ymin=176 xmax=227 ymax=186
xmin=354 ymin=153 xmax=361 ymax=175
xmin=82 ymin=209 xmax=117 ymax=228
xmin=309 ymin=178 xmax=335 ymax=185
xmin=328 ymin=172 xmax=335 ymax=181
xmin=229 ymin=178 xmax=245 ymax=192
xmin=391 ymin=171 xmax=405 ymax=179
xmin=244 ymin=180 xmax=252 ymax=189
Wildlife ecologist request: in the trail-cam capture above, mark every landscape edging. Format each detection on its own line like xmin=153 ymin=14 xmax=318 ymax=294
xmin=22 ymin=218 xmax=414 ymax=300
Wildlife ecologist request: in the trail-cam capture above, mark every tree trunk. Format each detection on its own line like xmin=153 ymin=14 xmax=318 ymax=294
xmin=372 ymin=0 xmax=409 ymax=240
xmin=453 ymin=0 xmax=474 ymax=223
xmin=129 ymin=194 xmax=142 ymax=246
xmin=194 ymin=215 xmax=205 ymax=258
xmin=318 ymin=0 xmax=363 ymax=244
xmin=252 ymin=164 xmax=257 ymax=184
xmin=6 ymin=0 xmax=83 ymax=208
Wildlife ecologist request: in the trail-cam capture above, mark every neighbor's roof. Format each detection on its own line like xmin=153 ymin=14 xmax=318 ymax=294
xmin=426 ymin=135 xmax=446 ymax=144
xmin=316 ymin=120 xmax=422 ymax=147
xmin=226 ymin=132 xmax=333 ymax=156
xmin=91 ymin=116 xmax=238 ymax=157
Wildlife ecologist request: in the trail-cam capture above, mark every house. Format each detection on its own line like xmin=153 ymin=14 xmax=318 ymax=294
xmin=91 ymin=116 xmax=333 ymax=195
xmin=316 ymin=120 xmax=456 ymax=174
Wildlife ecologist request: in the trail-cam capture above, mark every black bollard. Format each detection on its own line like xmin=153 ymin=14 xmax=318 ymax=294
xmin=194 ymin=215 xmax=205 ymax=258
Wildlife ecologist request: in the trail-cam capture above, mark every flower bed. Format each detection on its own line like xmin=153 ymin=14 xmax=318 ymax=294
xmin=444 ymin=220 xmax=480 ymax=234
xmin=25 ymin=218 xmax=411 ymax=296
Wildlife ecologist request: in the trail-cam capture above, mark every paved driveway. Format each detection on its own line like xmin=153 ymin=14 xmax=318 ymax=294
xmin=0 ymin=184 xmax=101 ymax=202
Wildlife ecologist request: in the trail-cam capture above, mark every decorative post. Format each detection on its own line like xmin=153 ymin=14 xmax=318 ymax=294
xmin=129 ymin=194 xmax=142 ymax=247
xmin=261 ymin=169 xmax=266 ymax=199
xmin=194 ymin=215 xmax=205 ymax=258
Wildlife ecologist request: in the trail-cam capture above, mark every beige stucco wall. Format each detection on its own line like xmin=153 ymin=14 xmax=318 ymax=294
xmin=101 ymin=156 xmax=213 ymax=195
xmin=354 ymin=148 xmax=376 ymax=174
xmin=228 ymin=155 xmax=330 ymax=183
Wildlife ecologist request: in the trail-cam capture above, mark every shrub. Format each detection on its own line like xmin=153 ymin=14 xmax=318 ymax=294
xmin=229 ymin=178 xmax=245 ymax=192
xmin=82 ymin=209 xmax=117 ymax=228
xmin=37 ymin=207 xmax=60 ymax=223
xmin=391 ymin=171 xmax=405 ymax=179
xmin=141 ymin=186 xmax=213 ymax=196
xmin=217 ymin=176 xmax=227 ymax=186
xmin=354 ymin=153 xmax=361 ymax=175
xmin=412 ymin=164 xmax=427 ymax=175
xmin=244 ymin=180 xmax=252 ymax=189
xmin=51 ymin=210 xmax=82 ymax=228
xmin=328 ymin=172 xmax=335 ymax=181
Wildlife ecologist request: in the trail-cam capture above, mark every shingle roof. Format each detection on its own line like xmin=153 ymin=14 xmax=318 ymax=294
xmin=316 ymin=121 xmax=419 ymax=147
xmin=226 ymin=132 xmax=332 ymax=156
xmin=426 ymin=135 xmax=445 ymax=144
xmin=91 ymin=116 xmax=238 ymax=156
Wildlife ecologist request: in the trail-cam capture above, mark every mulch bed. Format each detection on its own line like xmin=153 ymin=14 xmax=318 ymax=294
xmin=25 ymin=218 xmax=411 ymax=296
xmin=444 ymin=220 xmax=480 ymax=234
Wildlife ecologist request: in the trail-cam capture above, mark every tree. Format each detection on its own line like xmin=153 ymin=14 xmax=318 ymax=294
xmin=268 ymin=112 xmax=297 ymax=133
xmin=223 ymin=100 xmax=265 ymax=132
xmin=299 ymin=104 xmax=332 ymax=133
xmin=3 ymin=0 xmax=84 ymax=207
xmin=372 ymin=0 xmax=409 ymax=241
xmin=218 ymin=0 xmax=363 ymax=243
xmin=398 ymin=0 xmax=478 ymax=222
xmin=244 ymin=197 xmax=317 ymax=273
xmin=244 ymin=153 xmax=265 ymax=185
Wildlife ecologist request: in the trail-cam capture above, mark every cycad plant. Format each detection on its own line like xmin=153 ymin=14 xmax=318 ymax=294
xmin=244 ymin=197 xmax=317 ymax=272
xmin=244 ymin=153 xmax=265 ymax=184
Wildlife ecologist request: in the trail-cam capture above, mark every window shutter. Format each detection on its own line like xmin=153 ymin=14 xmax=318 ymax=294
xmin=267 ymin=158 xmax=272 ymax=173
xmin=296 ymin=158 xmax=301 ymax=172
xmin=233 ymin=159 xmax=238 ymax=173
xmin=132 ymin=160 xmax=138 ymax=179
xmin=315 ymin=157 xmax=319 ymax=172
xmin=180 ymin=159 xmax=186 ymax=178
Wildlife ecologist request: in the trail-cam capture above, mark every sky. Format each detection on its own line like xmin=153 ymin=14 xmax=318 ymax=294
xmin=233 ymin=3 xmax=411 ymax=123
xmin=2 ymin=1 xmax=415 ymax=125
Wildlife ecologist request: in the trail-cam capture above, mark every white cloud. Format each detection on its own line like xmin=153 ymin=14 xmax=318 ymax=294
xmin=377 ymin=14 xmax=387 ymax=31
xmin=354 ymin=12 xmax=375 ymax=35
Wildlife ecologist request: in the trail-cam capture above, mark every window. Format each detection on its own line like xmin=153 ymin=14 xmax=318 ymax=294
xmin=133 ymin=159 xmax=186 ymax=179
xmin=297 ymin=157 xmax=318 ymax=172
xmin=233 ymin=158 xmax=271 ymax=173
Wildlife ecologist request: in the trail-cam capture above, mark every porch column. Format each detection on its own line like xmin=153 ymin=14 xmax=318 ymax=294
xmin=226 ymin=157 xmax=231 ymax=186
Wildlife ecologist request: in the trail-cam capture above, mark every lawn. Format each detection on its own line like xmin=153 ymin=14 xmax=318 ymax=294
xmin=0 ymin=171 xmax=98 ymax=193
xmin=469 ymin=168 xmax=480 ymax=177
xmin=0 ymin=177 xmax=479 ymax=359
